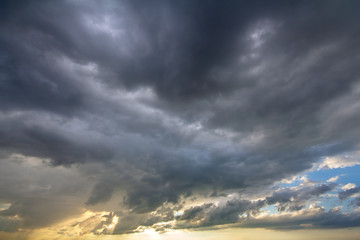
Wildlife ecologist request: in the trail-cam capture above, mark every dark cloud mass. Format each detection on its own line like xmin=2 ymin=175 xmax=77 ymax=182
xmin=1 ymin=0 xmax=360 ymax=236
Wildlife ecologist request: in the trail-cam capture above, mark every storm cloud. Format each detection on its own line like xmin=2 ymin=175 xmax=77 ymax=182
xmin=1 ymin=0 xmax=360 ymax=236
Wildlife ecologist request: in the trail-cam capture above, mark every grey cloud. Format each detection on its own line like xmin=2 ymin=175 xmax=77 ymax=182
xmin=239 ymin=207 xmax=360 ymax=230
xmin=0 ymin=154 xmax=90 ymax=228
xmin=0 ymin=216 xmax=20 ymax=232
xmin=352 ymin=197 xmax=360 ymax=207
xmin=0 ymin=115 xmax=114 ymax=166
xmin=0 ymin=198 xmax=82 ymax=228
xmin=123 ymin=182 xmax=180 ymax=214
xmin=266 ymin=183 xmax=336 ymax=212
xmin=86 ymin=182 xmax=114 ymax=206
xmin=112 ymin=203 xmax=183 ymax=234
xmin=175 ymin=205 xmax=360 ymax=231
xmin=0 ymin=0 xmax=360 ymax=234
xmin=108 ymin=181 xmax=354 ymax=233
xmin=338 ymin=187 xmax=360 ymax=200
xmin=204 ymin=199 xmax=265 ymax=226
xmin=178 ymin=203 xmax=213 ymax=221
xmin=171 ymin=183 xmax=335 ymax=230
xmin=65 ymin=211 xmax=119 ymax=235
xmin=175 ymin=198 xmax=265 ymax=229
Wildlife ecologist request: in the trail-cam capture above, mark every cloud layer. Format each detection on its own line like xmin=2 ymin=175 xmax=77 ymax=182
xmin=1 ymin=0 xmax=360 ymax=236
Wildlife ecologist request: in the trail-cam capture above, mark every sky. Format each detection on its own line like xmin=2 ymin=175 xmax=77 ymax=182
xmin=1 ymin=0 xmax=360 ymax=239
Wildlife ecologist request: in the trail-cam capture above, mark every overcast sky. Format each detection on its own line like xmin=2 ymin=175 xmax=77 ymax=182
xmin=1 ymin=0 xmax=360 ymax=239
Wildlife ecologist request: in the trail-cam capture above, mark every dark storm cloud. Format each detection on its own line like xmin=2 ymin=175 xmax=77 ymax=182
xmin=86 ymin=181 xmax=114 ymax=206
xmin=1 ymin=0 xmax=360 ymax=233
xmin=0 ymin=114 xmax=114 ymax=166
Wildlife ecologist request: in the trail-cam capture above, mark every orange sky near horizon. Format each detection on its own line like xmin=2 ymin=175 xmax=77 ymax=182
xmin=1 ymin=228 xmax=360 ymax=240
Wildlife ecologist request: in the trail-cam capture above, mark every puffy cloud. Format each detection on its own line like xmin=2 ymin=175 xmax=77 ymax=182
xmin=342 ymin=183 xmax=356 ymax=190
xmin=326 ymin=176 xmax=340 ymax=183
xmin=317 ymin=155 xmax=360 ymax=170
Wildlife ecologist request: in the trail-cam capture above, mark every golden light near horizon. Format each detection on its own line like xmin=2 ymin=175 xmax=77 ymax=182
xmin=1 ymin=227 xmax=360 ymax=240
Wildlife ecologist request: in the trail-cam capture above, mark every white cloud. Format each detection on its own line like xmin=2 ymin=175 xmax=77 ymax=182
xmin=326 ymin=176 xmax=339 ymax=183
xmin=342 ymin=183 xmax=356 ymax=190
xmin=299 ymin=176 xmax=316 ymax=187
xmin=317 ymin=154 xmax=360 ymax=170
xmin=281 ymin=175 xmax=299 ymax=184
